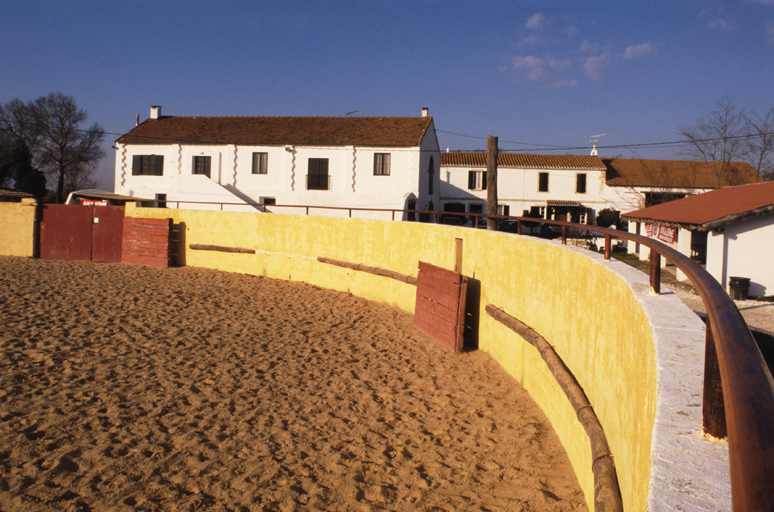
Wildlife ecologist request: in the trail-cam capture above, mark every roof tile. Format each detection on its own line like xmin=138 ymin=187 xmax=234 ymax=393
xmin=440 ymin=152 xmax=606 ymax=170
xmin=116 ymin=116 xmax=433 ymax=147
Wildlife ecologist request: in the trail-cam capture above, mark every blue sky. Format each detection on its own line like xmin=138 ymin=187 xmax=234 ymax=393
xmin=2 ymin=0 xmax=773 ymax=189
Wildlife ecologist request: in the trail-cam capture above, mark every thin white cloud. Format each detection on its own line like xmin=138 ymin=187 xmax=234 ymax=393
xmin=518 ymin=35 xmax=543 ymax=47
xmin=526 ymin=13 xmax=545 ymax=30
xmin=510 ymin=55 xmax=549 ymax=81
xmin=623 ymin=43 xmax=655 ymax=60
xmin=580 ymin=40 xmax=600 ymax=53
xmin=584 ymin=53 xmax=611 ymax=79
xmin=507 ymin=55 xmax=571 ymax=82
xmin=549 ymin=79 xmax=578 ymax=90
xmin=708 ymin=17 xmax=739 ymax=32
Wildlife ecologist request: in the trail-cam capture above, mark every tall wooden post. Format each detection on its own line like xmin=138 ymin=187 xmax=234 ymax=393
xmin=486 ymin=136 xmax=498 ymax=230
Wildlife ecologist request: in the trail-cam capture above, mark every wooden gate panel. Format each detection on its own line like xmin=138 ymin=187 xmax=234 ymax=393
xmin=92 ymin=206 xmax=125 ymax=262
xmin=39 ymin=205 xmax=93 ymax=261
xmin=413 ymin=261 xmax=468 ymax=352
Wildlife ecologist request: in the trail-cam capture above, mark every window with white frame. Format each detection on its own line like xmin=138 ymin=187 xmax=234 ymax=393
xmin=373 ymin=153 xmax=391 ymax=175
xmin=468 ymin=170 xmax=487 ymax=190
xmin=193 ymin=156 xmax=211 ymax=178
xmin=252 ymin=152 xmax=268 ymax=174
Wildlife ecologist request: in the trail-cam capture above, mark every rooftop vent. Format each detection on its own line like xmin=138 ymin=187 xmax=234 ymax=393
xmin=150 ymin=105 xmax=162 ymax=120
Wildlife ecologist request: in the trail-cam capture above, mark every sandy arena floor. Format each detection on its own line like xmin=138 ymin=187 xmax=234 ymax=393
xmin=0 ymin=257 xmax=586 ymax=511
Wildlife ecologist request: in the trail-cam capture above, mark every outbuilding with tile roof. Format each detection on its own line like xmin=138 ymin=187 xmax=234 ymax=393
xmin=622 ymin=181 xmax=774 ymax=298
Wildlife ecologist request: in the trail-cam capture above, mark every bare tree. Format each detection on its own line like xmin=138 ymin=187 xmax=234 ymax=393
xmin=30 ymin=93 xmax=105 ymax=202
xmin=745 ymin=107 xmax=774 ymax=181
xmin=679 ymin=96 xmax=748 ymax=187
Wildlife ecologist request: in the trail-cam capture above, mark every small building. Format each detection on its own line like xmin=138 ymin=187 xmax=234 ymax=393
xmin=622 ymin=181 xmax=774 ymax=298
xmin=114 ymin=106 xmax=440 ymax=219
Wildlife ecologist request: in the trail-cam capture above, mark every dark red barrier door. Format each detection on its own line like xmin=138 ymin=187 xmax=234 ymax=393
xmin=39 ymin=204 xmax=93 ymax=261
xmin=39 ymin=204 xmax=125 ymax=262
xmin=92 ymin=206 xmax=125 ymax=262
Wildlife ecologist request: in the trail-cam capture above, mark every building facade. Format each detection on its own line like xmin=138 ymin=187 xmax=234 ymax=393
xmin=114 ymin=107 xmax=440 ymax=219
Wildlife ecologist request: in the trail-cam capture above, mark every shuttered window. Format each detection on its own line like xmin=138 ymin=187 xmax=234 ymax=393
xmin=131 ymin=155 xmax=164 ymax=176
xmin=193 ymin=156 xmax=211 ymax=178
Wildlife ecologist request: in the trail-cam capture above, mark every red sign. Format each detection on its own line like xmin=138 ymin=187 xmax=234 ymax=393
xmin=656 ymin=225 xmax=676 ymax=244
xmin=80 ymin=199 xmax=109 ymax=206
xmin=645 ymin=223 xmax=654 ymax=237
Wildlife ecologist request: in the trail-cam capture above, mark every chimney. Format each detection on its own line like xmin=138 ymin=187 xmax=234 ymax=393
xmin=421 ymin=107 xmax=429 ymax=117
xmin=150 ymin=105 xmax=162 ymax=120
xmin=136 ymin=114 xmax=140 ymax=126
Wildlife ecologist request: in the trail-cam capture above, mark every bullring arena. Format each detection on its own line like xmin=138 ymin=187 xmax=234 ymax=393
xmin=0 ymin=256 xmax=585 ymax=511
xmin=1 ymin=201 xmax=763 ymax=511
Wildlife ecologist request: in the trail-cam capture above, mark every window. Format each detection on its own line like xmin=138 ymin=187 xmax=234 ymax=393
xmin=307 ymin=158 xmax=329 ymax=190
xmin=538 ymin=172 xmax=549 ymax=192
xmin=497 ymin=205 xmax=510 ymax=216
xmin=131 ymin=155 xmax=163 ymax=176
xmin=428 ymin=157 xmax=434 ymax=195
xmin=374 ymin=153 xmax=391 ymax=175
xmin=252 ymin=152 xmax=268 ymax=174
xmin=156 ymin=193 xmax=166 ymax=209
xmin=468 ymin=170 xmax=487 ymax=190
xmin=260 ymin=197 xmax=276 ymax=205
xmin=576 ymin=173 xmax=587 ymax=194
xmin=193 ymin=156 xmax=211 ymax=178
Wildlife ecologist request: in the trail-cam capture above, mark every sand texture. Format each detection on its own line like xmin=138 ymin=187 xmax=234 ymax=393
xmin=0 ymin=257 xmax=586 ymax=511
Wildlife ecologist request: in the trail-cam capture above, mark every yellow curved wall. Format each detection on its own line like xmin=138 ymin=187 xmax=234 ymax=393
xmin=126 ymin=205 xmax=658 ymax=511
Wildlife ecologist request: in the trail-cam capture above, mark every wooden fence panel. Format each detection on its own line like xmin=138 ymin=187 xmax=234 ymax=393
xmin=413 ymin=261 xmax=468 ymax=352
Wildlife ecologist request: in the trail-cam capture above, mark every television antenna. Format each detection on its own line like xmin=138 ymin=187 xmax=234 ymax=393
xmin=585 ymin=134 xmax=606 ymax=156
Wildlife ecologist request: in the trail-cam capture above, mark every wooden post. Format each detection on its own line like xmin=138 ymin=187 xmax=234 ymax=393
xmin=649 ymin=251 xmax=661 ymax=294
xmin=604 ymin=234 xmax=611 ymax=261
xmin=703 ymin=321 xmax=727 ymax=439
xmin=486 ymin=136 xmax=498 ymax=230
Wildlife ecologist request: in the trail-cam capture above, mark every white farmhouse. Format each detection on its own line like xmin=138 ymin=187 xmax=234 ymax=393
xmin=439 ymin=152 xmax=609 ymax=224
xmin=439 ymin=152 xmax=761 ymax=225
xmin=114 ymin=106 xmax=440 ymax=219
xmin=623 ymin=181 xmax=774 ymax=298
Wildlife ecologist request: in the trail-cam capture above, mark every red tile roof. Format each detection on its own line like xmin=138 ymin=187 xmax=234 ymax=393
xmin=440 ymin=152 xmax=605 ymax=169
xmin=116 ymin=116 xmax=434 ymax=147
xmin=622 ymin=181 xmax=774 ymax=230
xmin=603 ymin=158 xmax=759 ymax=189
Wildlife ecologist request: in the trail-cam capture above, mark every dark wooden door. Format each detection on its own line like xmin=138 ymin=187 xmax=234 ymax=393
xmin=92 ymin=206 xmax=125 ymax=262
xmin=39 ymin=204 xmax=124 ymax=262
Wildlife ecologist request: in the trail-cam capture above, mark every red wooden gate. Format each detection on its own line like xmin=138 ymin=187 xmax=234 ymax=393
xmin=40 ymin=204 xmax=125 ymax=262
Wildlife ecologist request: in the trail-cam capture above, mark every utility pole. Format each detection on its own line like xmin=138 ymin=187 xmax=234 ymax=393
xmin=486 ymin=136 xmax=498 ymax=230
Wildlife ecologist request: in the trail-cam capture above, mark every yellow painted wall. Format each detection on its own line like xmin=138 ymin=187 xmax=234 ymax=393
xmin=0 ymin=200 xmax=38 ymax=257
xmin=125 ymin=204 xmax=657 ymax=511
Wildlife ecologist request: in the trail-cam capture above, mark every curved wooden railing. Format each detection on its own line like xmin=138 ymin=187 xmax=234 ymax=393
xmin=522 ymin=218 xmax=774 ymax=512
xmin=145 ymin=199 xmax=774 ymax=511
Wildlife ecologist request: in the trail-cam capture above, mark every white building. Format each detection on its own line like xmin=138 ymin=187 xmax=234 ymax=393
xmin=114 ymin=106 xmax=440 ymax=219
xmin=439 ymin=152 xmax=760 ymax=225
xmin=439 ymin=152 xmax=607 ymax=224
xmin=623 ymin=181 xmax=774 ymax=297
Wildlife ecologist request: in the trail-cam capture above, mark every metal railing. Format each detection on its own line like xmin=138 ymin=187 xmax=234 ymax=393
xmin=146 ymin=199 xmax=774 ymax=511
